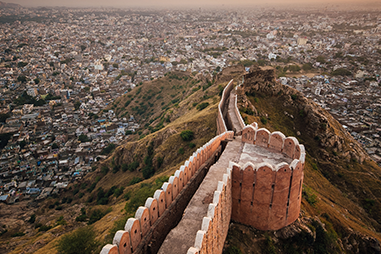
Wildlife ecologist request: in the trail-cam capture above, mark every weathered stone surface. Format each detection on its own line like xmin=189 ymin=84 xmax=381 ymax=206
xmin=255 ymin=128 xmax=270 ymax=148
xmin=113 ymin=230 xmax=132 ymax=254
xmin=135 ymin=206 xmax=150 ymax=237
xmin=269 ymin=131 xmax=285 ymax=152
xmin=169 ymin=176 xmax=179 ymax=200
xmin=162 ymin=182 xmax=173 ymax=209
xmin=100 ymin=244 xmax=119 ymax=254
xmin=124 ymin=218 xmax=141 ymax=252
xmin=175 ymin=170 xmax=184 ymax=191
xmin=242 ymin=125 xmax=256 ymax=144
xmin=144 ymin=197 xmax=159 ymax=225
xmin=287 ymin=160 xmax=303 ymax=225
xmin=154 ymin=190 xmax=166 ymax=217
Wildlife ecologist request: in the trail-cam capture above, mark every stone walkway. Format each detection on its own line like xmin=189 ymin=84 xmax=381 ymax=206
xmin=158 ymin=138 xmax=243 ymax=254
xmin=227 ymin=90 xmax=243 ymax=134
xmin=158 ymin=135 xmax=293 ymax=254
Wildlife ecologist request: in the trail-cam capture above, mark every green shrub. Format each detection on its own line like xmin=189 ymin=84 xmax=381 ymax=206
xmin=101 ymin=166 xmax=109 ymax=175
xmin=56 ymin=216 xmax=67 ymax=226
xmin=125 ymin=177 xmax=168 ymax=214
xmin=129 ymin=177 xmax=142 ymax=185
xmin=76 ymin=214 xmax=87 ymax=222
xmin=302 ymin=186 xmax=318 ymax=206
xmin=291 ymin=94 xmax=298 ymax=100
xmin=28 ymin=214 xmax=36 ymax=224
xmin=56 ymin=226 xmax=98 ymax=254
xmin=157 ymin=157 xmax=164 ymax=168
xmin=127 ymin=161 xmax=139 ymax=172
xmin=197 ymin=102 xmax=209 ymax=111
xmin=114 ymin=187 xmax=124 ymax=197
xmin=11 ymin=232 xmax=25 ymax=237
xmin=142 ymin=165 xmax=155 ymax=179
xmin=87 ymin=209 xmax=106 ymax=225
xmin=225 ymin=246 xmax=242 ymax=254
xmin=101 ymin=143 xmax=116 ymax=155
xmin=188 ymin=143 xmax=196 ymax=148
xmin=87 ymin=183 xmax=96 ymax=193
xmin=242 ymin=107 xmax=254 ymax=115
xmin=331 ymin=68 xmax=352 ymax=76
xmin=260 ymin=116 xmax=268 ymax=125
xmin=180 ymin=130 xmax=194 ymax=141
xmin=264 ymin=234 xmax=277 ymax=254
xmin=38 ymin=224 xmax=52 ymax=232
xmin=178 ymin=147 xmax=185 ymax=155
xmin=124 ymin=191 xmax=131 ymax=201
xmin=112 ymin=164 xmax=120 ymax=174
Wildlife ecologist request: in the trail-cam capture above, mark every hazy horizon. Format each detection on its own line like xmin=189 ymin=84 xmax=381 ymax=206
xmin=3 ymin=0 xmax=380 ymax=8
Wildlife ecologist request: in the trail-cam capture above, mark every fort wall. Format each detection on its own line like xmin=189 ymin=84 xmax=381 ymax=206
xmin=217 ymin=80 xmax=235 ymax=134
xmin=186 ymin=125 xmax=305 ymax=253
xmin=101 ymin=72 xmax=305 ymax=254
xmin=100 ymin=132 xmax=234 ymax=254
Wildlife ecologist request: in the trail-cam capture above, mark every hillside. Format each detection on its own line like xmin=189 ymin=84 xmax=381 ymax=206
xmin=223 ymin=67 xmax=381 ymax=254
xmin=0 ymin=67 xmax=246 ymax=254
xmin=0 ymin=1 xmax=21 ymax=8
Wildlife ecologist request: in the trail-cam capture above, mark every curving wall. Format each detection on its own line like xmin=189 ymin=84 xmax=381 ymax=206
xmin=217 ymin=79 xmax=235 ymax=134
xmin=187 ymin=125 xmax=305 ymax=254
xmin=100 ymin=131 xmax=234 ymax=254
xmin=233 ymin=91 xmax=246 ymax=131
xmin=186 ymin=163 xmax=233 ymax=254
xmin=101 ymin=73 xmax=306 ymax=254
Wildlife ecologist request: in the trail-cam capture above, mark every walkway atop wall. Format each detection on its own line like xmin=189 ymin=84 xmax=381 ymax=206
xmin=158 ymin=136 xmax=296 ymax=254
xmin=158 ymin=137 xmax=243 ymax=254
xmin=227 ymin=90 xmax=243 ymax=134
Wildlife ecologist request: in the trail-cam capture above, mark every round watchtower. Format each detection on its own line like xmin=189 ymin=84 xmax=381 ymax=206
xmin=232 ymin=124 xmax=305 ymax=231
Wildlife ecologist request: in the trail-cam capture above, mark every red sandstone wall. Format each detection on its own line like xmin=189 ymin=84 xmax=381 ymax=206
xmin=234 ymin=92 xmax=246 ymax=130
xmin=232 ymin=125 xmax=305 ymax=231
xmin=100 ymin=131 xmax=234 ymax=254
xmin=217 ymin=80 xmax=235 ymax=134
xmin=187 ymin=163 xmax=234 ymax=254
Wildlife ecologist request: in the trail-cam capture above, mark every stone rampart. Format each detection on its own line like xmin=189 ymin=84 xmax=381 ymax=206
xmin=100 ymin=131 xmax=234 ymax=254
xmin=101 ymin=71 xmax=305 ymax=254
xmin=233 ymin=90 xmax=246 ymax=131
xmin=186 ymin=163 xmax=233 ymax=254
xmin=186 ymin=125 xmax=305 ymax=253
xmin=217 ymin=80 xmax=235 ymax=134
xmin=237 ymin=125 xmax=305 ymax=230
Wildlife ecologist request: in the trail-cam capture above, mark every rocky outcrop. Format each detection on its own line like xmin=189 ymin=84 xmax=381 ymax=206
xmin=239 ymin=66 xmax=369 ymax=163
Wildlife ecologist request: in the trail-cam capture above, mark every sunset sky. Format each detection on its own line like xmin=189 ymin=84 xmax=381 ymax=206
xmin=4 ymin=0 xmax=378 ymax=8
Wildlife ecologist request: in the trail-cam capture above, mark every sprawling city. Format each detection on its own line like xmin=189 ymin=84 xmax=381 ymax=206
xmin=0 ymin=1 xmax=381 ymax=254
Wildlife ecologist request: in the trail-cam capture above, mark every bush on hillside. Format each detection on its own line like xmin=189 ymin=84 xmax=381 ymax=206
xmin=56 ymin=226 xmax=98 ymax=254
xmin=197 ymin=102 xmax=209 ymax=111
xmin=180 ymin=130 xmax=194 ymax=141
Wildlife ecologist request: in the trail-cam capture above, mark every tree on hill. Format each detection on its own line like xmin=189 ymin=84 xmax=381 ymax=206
xmin=331 ymin=68 xmax=352 ymax=76
xmin=56 ymin=226 xmax=98 ymax=254
xmin=78 ymin=134 xmax=90 ymax=143
xmin=17 ymin=75 xmax=27 ymax=83
xmin=74 ymin=100 xmax=81 ymax=111
xmin=316 ymin=55 xmax=326 ymax=63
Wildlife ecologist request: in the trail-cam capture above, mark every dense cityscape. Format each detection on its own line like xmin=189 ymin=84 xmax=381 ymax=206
xmin=0 ymin=2 xmax=380 ymax=210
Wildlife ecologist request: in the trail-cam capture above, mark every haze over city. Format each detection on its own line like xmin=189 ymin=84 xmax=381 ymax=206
xmin=4 ymin=0 xmax=381 ymax=8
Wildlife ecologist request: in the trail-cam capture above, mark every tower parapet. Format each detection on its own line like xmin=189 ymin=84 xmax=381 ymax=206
xmin=186 ymin=125 xmax=305 ymax=253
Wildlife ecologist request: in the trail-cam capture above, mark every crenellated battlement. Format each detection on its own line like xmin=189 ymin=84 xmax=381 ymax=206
xmin=100 ymin=132 xmax=234 ymax=254
xmin=101 ymin=78 xmax=305 ymax=254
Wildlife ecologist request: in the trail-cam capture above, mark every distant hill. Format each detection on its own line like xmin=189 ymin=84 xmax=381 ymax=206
xmin=0 ymin=1 xmax=21 ymax=8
